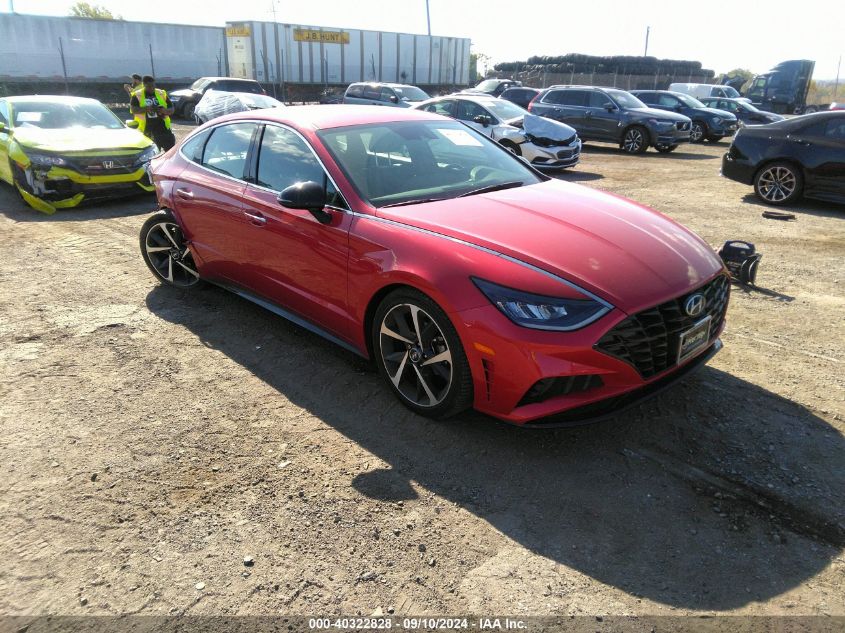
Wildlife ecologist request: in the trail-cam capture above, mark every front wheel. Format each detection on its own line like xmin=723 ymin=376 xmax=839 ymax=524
xmin=181 ymin=101 xmax=196 ymax=120
xmin=372 ymin=288 xmax=473 ymax=419
xmin=621 ymin=126 xmax=648 ymax=154
xmin=499 ymin=139 xmax=522 ymax=156
xmin=690 ymin=121 xmax=707 ymax=143
xmin=139 ymin=210 xmax=203 ymax=288
xmin=753 ymin=162 xmax=803 ymax=206
xmin=655 ymin=144 xmax=677 ymax=153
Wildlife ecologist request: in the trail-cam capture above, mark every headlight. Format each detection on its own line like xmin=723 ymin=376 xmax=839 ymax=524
xmin=134 ymin=144 xmax=160 ymax=165
xmin=711 ymin=116 xmax=723 ymax=124
xmin=472 ymin=278 xmax=611 ymax=331
xmin=26 ymin=153 xmax=66 ymax=167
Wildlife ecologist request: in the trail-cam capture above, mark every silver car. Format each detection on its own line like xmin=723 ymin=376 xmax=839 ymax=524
xmin=343 ymin=82 xmax=430 ymax=108
xmin=413 ymin=94 xmax=581 ymax=170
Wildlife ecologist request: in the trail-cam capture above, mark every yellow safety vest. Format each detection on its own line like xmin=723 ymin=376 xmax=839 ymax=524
xmin=133 ymin=88 xmax=172 ymax=133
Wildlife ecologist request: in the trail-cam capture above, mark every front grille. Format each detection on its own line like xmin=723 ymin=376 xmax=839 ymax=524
xmin=66 ymin=153 xmax=143 ymax=175
xmin=676 ymin=121 xmax=691 ymax=131
xmin=595 ymin=275 xmax=729 ymax=378
xmin=556 ymin=148 xmax=576 ymax=159
xmin=518 ymin=374 xmax=604 ymax=407
xmin=530 ymin=134 xmax=577 ymax=148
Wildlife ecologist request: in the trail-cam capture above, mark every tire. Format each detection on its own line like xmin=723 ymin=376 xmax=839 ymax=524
xmin=690 ymin=121 xmax=707 ymax=143
xmin=139 ymin=209 xmax=204 ymax=289
xmin=181 ymin=101 xmax=196 ymax=120
xmin=620 ymin=125 xmax=648 ymax=154
xmin=655 ymin=144 xmax=677 ymax=153
xmin=804 ymin=105 xmax=818 ymax=114
xmin=372 ymin=288 xmax=473 ymax=419
xmin=499 ymin=139 xmax=522 ymax=156
xmin=753 ymin=161 xmax=803 ymax=206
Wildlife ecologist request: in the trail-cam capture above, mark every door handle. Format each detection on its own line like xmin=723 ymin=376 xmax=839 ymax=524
xmin=244 ymin=211 xmax=267 ymax=225
xmin=584 ymin=111 xmax=593 ymax=118
xmin=175 ymin=187 xmax=194 ymax=199
xmin=792 ymin=138 xmax=812 ymax=146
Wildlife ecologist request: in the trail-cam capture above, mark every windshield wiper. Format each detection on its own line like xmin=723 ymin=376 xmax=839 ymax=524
xmin=380 ymin=197 xmax=446 ymax=208
xmin=457 ymin=180 xmax=525 ymax=198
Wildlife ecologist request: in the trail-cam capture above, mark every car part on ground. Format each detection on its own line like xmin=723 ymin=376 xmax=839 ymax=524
xmin=141 ymin=105 xmax=728 ymax=425
xmin=718 ymin=241 xmax=761 ymax=285
xmin=528 ymin=86 xmax=692 ymax=154
xmin=631 ymin=90 xmax=738 ymax=143
xmin=761 ymin=210 xmax=796 ymax=221
xmin=721 ymin=111 xmax=845 ymax=205
xmin=414 ymin=95 xmax=581 ymax=169
xmin=194 ymin=90 xmax=285 ymax=124
xmin=0 ymin=95 xmax=157 ymax=214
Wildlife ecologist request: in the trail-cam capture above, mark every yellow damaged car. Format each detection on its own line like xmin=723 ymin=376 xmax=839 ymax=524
xmin=0 ymin=95 xmax=158 ymax=214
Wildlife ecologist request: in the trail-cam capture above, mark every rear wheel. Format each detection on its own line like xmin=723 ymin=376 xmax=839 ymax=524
xmin=655 ymin=144 xmax=678 ymax=153
xmin=753 ymin=162 xmax=803 ymax=205
xmin=690 ymin=121 xmax=707 ymax=143
xmin=372 ymin=288 xmax=473 ymax=419
xmin=139 ymin=210 xmax=203 ymax=288
xmin=621 ymin=126 xmax=648 ymax=154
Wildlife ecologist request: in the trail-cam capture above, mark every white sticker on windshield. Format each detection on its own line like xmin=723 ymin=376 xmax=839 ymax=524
xmin=17 ymin=112 xmax=43 ymax=122
xmin=438 ymin=129 xmax=483 ymax=147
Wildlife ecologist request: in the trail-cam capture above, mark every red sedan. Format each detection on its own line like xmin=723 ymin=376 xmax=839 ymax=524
xmin=139 ymin=106 xmax=729 ymax=426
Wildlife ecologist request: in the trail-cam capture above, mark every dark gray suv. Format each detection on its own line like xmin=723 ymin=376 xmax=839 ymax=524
xmin=528 ymin=85 xmax=692 ymax=153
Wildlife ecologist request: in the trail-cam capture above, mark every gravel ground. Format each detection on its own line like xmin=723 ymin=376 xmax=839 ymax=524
xmin=1 ymin=122 xmax=843 ymax=619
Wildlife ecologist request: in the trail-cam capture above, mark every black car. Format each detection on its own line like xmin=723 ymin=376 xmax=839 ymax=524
xmin=169 ymin=77 xmax=265 ymax=120
xmin=528 ymin=85 xmax=691 ymax=154
xmin=699 ymin=97 xmax=785 ymax=127
xmin=474 ymin=78 xmax=522 ymax=97
xmin=721 ymin=112 xmax=845 ymax=205
xmin=499 ymin=87 xmax=540 ymax=109
xmin=632 ymin=90 xmax=738 ymax=143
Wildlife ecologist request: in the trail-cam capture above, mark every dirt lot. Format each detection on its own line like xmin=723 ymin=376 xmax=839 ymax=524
xmin=1 ymin=123 xmax=844 ymax=621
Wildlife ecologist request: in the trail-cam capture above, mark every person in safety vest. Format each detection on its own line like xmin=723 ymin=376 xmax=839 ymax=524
xmin=130 ymin=75 xmax=176 ymax=151
xmin=123 ymin=73 xmax=142 ymax=99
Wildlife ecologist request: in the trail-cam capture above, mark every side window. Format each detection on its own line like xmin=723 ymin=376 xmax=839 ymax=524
xmin=0 ymin=101 xmax=8 ymax=127
xmin=346 ymin=85 xmax=363 ymax=98
xmin=202 ymin=122 xmax=257 ymax=179
xmin=425 ymin=100 xmax=455 ymax=116
xmin=456 ymin=100 xmax=489 ymax=122
xmin=205 ymin=81 xmax=219 ymax=92
xmin=380 ymin=87 xmax=396 ymax=102
xmin=541 ymin=90 xmax=565 ymax=105
xmin=180 ymin=128 xmax=212 ymax=163
xmin=363 ymin=85 xmax=382 ymax=100
xmin=548 ymin=90 xmax=586 ymax=106
xmin=257 ymin=125 xmax=340 ymax=206
xmin=824 ymin=120 xmax=845 ymax=140
xmin=589 ymin=91 xmax=614 ymax=108
xmin=658 ymin=94 xmax=679 ymax=107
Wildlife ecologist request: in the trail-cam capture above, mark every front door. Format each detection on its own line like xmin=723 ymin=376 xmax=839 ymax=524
xmin=238 ymin=124 xmax=354 ymax=340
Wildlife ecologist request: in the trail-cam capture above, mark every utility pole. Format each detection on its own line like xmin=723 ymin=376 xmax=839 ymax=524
xmin=643 ymin=26 xmax=650 ymax=56
xmin=425 ymin=0 xmax=431 ymax=36
xmin=270 ymin=0 xmax=277 ymax=22
xmin=835 ymin=55 xmax=841 ymax=100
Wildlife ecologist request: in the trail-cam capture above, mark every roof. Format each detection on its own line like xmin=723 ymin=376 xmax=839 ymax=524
xmin=214 ymin=104 xmax=444 ymax=130
xmin=347 ymin=82 xmax=421 ymax=89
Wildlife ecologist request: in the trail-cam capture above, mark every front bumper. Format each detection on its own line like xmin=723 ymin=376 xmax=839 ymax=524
xmin=708 ymin=121 xmax=738 ymax=137
xmin=650 ymin=125 xmax=691 ymax=146
xmin=456 ymin=276 xmax=728 ymax=425
xmin=13 ymin=163 xmax=154 ymax=214
xmin=526 ymin=139 xmax=581 ymax=170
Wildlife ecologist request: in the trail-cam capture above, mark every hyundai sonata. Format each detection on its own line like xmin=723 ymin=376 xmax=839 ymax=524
xmin=140 ymin=106 xmax=729 ymax=425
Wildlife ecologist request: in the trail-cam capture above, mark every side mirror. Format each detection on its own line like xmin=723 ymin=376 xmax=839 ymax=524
xmin=473 ymin=115 xmax=491 ymax=127
xmin=277 ymin=180 xmax=332 ymax=224
xmin=125 ymin=119 xmax=139 ymax=129
xmin=674 ymin=105 xmax=683 ymax=112
xmin=389 ymin=95 xmax=399 ymax=103
xmin=604 ymin=103 xmax=617 ymax=112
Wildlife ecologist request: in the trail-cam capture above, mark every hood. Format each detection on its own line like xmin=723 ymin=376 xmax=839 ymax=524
xmin=634 ymin=107 xmax=691 ymax=122
xmin=377 ymin=180 xmax=723 ymax=314
xmin=521 ymin=113 xmax=577 ymax=141
xmin=13 ymin=126 xmax=153 ymax=153
xmin=169 ymin=88 xmax=194 ymax=98
xmin=698 ymin=106 xmax=737 ymax=120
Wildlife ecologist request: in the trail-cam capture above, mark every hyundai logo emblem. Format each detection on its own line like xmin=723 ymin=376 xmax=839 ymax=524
xmin=102 ymin=160 xmax=114 ymax=169
xmin=684 ymin=293 xmax=705 ymax=317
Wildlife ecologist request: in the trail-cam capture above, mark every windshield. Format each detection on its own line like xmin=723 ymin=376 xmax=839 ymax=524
xmin=483 ymin=99 xmax=528 ymax=121
xmin=605 ymin=89 xmax=646 ymax=109
xmin=676 ymin=93 xmax=706 ymax=108
xmin=723 ymin=86 xmax=741 ymax=98
xmin=318 ymin=120 xmax=542 ymax=207
xmin=11 ymin=100 xmax=124 ymax=130
xmin=393 ymin=86 xmax=430 ymax=102
xmin=738 ymin=101 xmax=760 ymax=112
xmin=190 ymin=78 xmax=211 ymax=91
xmin=475 ymin=79 xmax=500 ymax=92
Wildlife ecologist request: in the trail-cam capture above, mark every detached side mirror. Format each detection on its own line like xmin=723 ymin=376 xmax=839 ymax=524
xmin=125 ymin=119 xmax=139 ymax=129
xmin=277 ymin=180 xmax=332 ymax=224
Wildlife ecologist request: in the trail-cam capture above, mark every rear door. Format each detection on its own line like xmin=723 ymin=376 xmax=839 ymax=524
xmin=237 ymin=123 xmax=354 ymax=339
xmin=792 ymin=118 xmax=845 ymax=199
xmin=171 ymin=122 xmax=259 ymax=284
xmin=539 ymin=89 xmax=588 ymax=132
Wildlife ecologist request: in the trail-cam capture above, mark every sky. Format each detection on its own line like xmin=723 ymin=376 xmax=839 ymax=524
xmin=4 ymin=0 xmax=843 ymax=80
